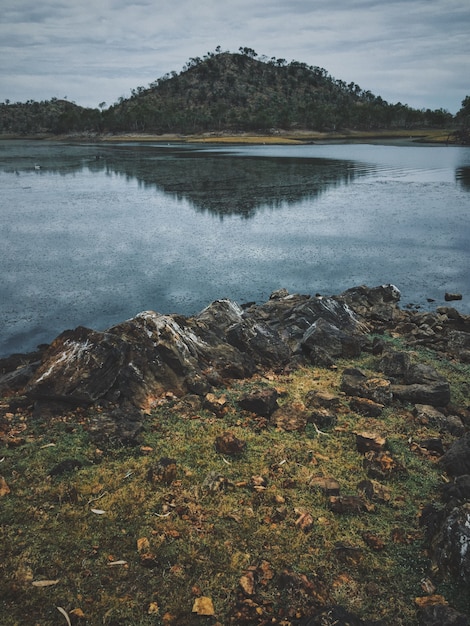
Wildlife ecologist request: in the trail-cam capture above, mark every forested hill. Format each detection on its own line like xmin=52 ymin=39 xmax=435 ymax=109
xmin=103 ymin=49 xmax=452 ymax=133
xmin=1 ymin=47 xmax=468 ymax=136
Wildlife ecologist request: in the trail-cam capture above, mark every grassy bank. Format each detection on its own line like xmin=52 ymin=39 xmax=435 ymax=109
xmin=1 ymin=337 xmax=469 ymax=625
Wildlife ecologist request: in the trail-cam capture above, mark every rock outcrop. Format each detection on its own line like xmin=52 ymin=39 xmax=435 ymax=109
xmin=0 ymin=284 xmax=468 ymax=416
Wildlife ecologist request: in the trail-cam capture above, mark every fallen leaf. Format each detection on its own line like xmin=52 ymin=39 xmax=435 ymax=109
xmin=415 ymin=595 xmax=448 ymax=608
xmin=240 ymin=572 xmax=255 ymax=595
xmin=90 ymin=508 xmax=106 ymax=515
xmin=32 ymin=579 xmax=60 ymax=587
xmin=0 ymin=476 xmax=10 ymax=497
xmin=421 ymin=578 xmax=437 ymax=595
xmin=192 ymin=596 xmax=215 ymax=616
xmin=295 ymin=511 xmax=314 ymax=532
xmin=137 ymin=537 xmax=150 ymax=553
xmin=148 ymin=602 xmax=160 ymax=615
xmin=56 ymin=607 xmax=72 ymax=626
xmin=70 ymin=608 xmax=86 ymax=618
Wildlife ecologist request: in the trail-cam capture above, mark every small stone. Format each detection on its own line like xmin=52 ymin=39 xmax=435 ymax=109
xmin=148 ymin=457 xmax=177 ymax=484
xmin=329 ymin=495 xmax=369 ymax=514
xmin=356 ymin=431 xmax=386 ymax=454
xmin=215 ymin=431 xmax=246 ymax=455
xmin=349 ymin=397 xmax=384 ymax=417
xmin=140 ymin=552 xmax=158 ymax=568
xmin=445 ymin=292 xmax=463 ymax=301
xmin=357 ymin=479 xmax=391 ymax=503
xmin=204 ymin=393 xmax=228 ymax=417
xmin=237 ymin=387 xmax=279 ymax=417
xmin=310 ymin=476 xmax=340 ymax=496
xmin=251 ymin=475 xmax=268 ymax=491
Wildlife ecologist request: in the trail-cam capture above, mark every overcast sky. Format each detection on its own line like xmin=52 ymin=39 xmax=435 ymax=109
xmin=1 ymin=0 xmax=469 ymax=114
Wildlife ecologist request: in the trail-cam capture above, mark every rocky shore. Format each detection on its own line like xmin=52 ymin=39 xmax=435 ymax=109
xmin=1 ymin=284 xmax=469 ymax=625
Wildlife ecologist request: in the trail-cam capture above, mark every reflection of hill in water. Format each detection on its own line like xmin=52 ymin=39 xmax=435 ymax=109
xmin=456 ymin=167 xmax=470 ymax=191
xmin=87 ymin=146 xmax=371 ymax=217
xmin=6 ymin=143 xmax=373 ymax=217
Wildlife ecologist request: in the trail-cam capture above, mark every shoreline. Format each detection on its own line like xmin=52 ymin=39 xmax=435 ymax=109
xmin=0 ymin=127 xmax=457 ymax=145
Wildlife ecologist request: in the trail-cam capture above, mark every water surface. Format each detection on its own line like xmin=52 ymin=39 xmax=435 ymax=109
xmin=1 ymin=139 xmax=469 ymax=357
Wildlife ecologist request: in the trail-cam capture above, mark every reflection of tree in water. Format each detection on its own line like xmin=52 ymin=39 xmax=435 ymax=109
xmin=456 ymin=167 xmax=470 ymax=191
xmin=88 ymin=146 xmax=370 ymax=218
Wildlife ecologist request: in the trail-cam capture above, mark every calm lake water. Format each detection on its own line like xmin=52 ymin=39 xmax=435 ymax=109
xmin=1 ymin=139 xmax=469 ymax=357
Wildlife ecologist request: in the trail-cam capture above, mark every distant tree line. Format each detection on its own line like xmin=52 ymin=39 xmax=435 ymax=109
xmin=0 ymin=48 xmax=468 ymax=139
xmin=0 ymin=98 xmax=102 ymax=135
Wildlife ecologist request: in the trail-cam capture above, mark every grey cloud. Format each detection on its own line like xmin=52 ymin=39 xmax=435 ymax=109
xmin=0 ymin=0 xmax=468 ymax=111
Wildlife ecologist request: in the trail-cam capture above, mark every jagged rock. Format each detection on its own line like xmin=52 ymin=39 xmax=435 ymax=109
xmin=338 ymin=283 xmax=402 ymax=329
xmin=392 ymin=381 xmax=450 ymax=406
xmin=25 ymin=326 xmax=127 ymax=405
xmin=442 ymin=415 xmax=467 ymax=437
xmin=247 ymin=290 xmax=368 ymax=352
xmin=16 ymin=290 xmax=372 ymax=410
xmin=440 ymin=433 xmax=470 ymax=477
xmin=0 ymin=364 xmax=36 ymax=394
xmin=431 ymin=503 xmax=470 ymax=583
xmin=341 ymin=369 xmax=392 ymax=405
xmin=225 ymin=317 xmax=290 ymax=368
xmin=379 ymin=349 xmax=451 ymax=406
xmin=414 ymin=404 xmax=446 ymax=426
xmin=236 ymin=386 xmax=279 ymax=416
xmin=447 ymin=330 xmax=470 ymax=363
xmin=301 ymin=317 xmax=362 ymax=365
xmin=379 ymin=349 xmax=412 ymax=380
xmin=2 ymin=285 xmax=464 ymax=413
xmin=413 ymin=404 xmax=465 ymax=437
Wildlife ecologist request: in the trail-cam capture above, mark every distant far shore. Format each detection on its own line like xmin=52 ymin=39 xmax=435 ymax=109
xmin=0 ymin=128 xmax=458 ymax=145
